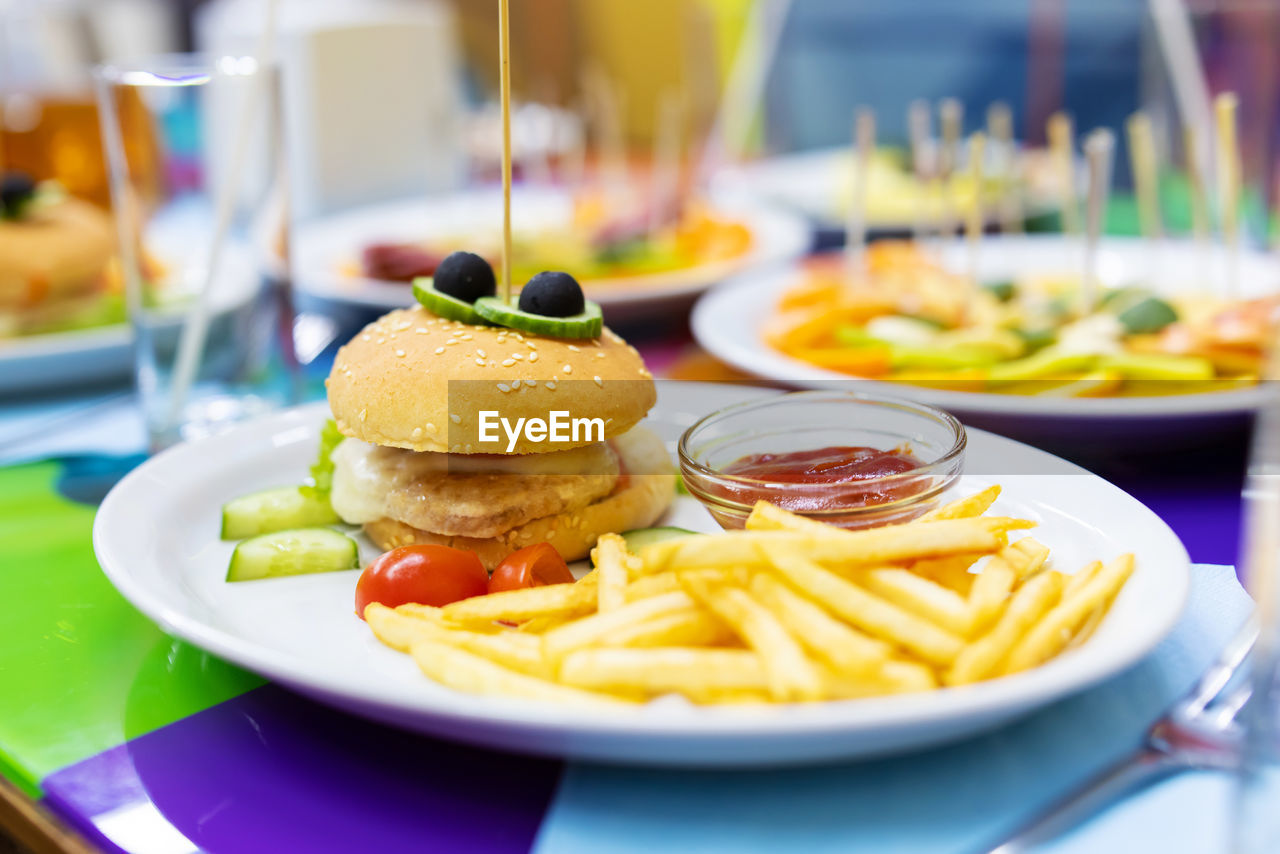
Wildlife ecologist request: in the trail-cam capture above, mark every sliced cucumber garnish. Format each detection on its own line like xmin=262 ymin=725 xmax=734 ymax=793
xmin=983 ymin=280 xmax=1016 ymax=302
xmin=221 ymin=486 xmax=340 ymax=540
xmin=474 ymin=296 xmax=603 ymax=339
xmin=413 ymin=278 xmax=488 ymax=324
xmin=1115 ymin=296 xmax=1178 ymax=334
xmin=226 ymin=528 xmax=359 ymax=582
xmin=620 ymin=526 xmax=699 ymax=553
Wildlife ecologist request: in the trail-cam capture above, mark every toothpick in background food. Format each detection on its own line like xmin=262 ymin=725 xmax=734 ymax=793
xmin=1183 ymin=124 xmax=1210 ymax=241
xmin=1047 ymin=111 xmax=1079 ymax=234
xmin=649 ymin=89 xmax=685 ymax=237
xmin=938 ymin=98 xmax=963 ymax=235
xmin=1081 ymin=128 xmax=1115 ymax=315
xmin=1214 ymin=91 xmax=1241 ymax=298
xmin=844 ymin=106 xmax=875 ymax=276
xmin=1125 ymin=111 xmax=1163 ymax=240
xmin=986 ymin=100 xmax=1022 ymax=234
xmin=907 ymin=99 xmax=934 ymax=241
xmin=964 ymin=131 xmax=986 ymax=286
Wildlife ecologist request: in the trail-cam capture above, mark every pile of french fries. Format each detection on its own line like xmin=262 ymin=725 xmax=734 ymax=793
xmin=364 ymin=485 xmax=1135 ymax=707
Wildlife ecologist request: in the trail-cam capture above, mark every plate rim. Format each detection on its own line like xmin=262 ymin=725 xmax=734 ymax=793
xmin=93 ymin=391 xmax=1190 ymax=749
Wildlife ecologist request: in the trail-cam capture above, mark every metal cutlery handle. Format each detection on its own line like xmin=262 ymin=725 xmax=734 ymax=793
xmin=981 ymin=750 xmax=1180 ymax=854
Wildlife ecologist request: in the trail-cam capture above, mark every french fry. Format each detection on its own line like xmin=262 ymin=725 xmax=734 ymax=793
xmin=642 ymin=518 xmax=1028 ymax=575
xmin=1068 ymin=603 xmax=1107 ymax=649
xmin=542 ymin=591 xmax=697 ymax=661
xmin=1063 ymin=560 xmax=1102 ymax=598
xmin=559 ymin=647 xmax=769 ymax=699
xmin=744 ymin=500 xmax=835 ymax=534
xmin=410 ymin=640 xmax=634 ymax=707
xmin=1004 ymin=554 xmax=1135 ymax=674
xmin=945 ymin=570 xmax=1063 ymax=685
xmin=593 ymin=533 xmax=630 ymax=613
xmin=624 ymin=571 xmax=684 ymax=601
xmin=748 ymin=573 xmax=890 ymax=674
xmin=862 ymin=567 xmax=972 ymax=636
xmin=603 ymin=608 xmax=735 ymax=648
xmin=517 ymin=614 xmax=571 ymax=634
xmin=443 ymin=580 xmax=597 ymax=625
xmin=680 ymin=573 xmax=824 ymax=701
xmin=918 ymin=485 xmax=1002 ymax=521
xmin=826 ymin=659 xmax=938 ymax=698
xmin=908 ymin=553 xmax=982 ymax=595
xmin=761 ymin=545 xmax=965 ymax=666
xmin=367 ymin=604 xmax=550 ymax=676
xmin=1008 ymin=537 xmax=1051 ymax=578
xmin=966 ymin=557 xmax=1016 ymax=636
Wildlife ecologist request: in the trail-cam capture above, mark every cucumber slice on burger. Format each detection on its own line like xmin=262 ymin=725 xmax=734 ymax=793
xmin=413 ymin=278 xmax=487 ymax=324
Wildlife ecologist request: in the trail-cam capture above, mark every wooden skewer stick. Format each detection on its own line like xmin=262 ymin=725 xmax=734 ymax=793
xmin=1214 ymin=91 xmax=1241 ymax=298
xmin=649 ymin=89 xmax=685 ymax=237
xmin=1081 ymin=128 xmax=1115 ymax=316
xmin=965 ymin=131 xmax=986 ymax=285
xmin=498 ymin=0 xmax=513 ymax=304
xmin=987 ymin=100 xmax=1021 ymax=233
xmin=907 ymin=99 xmax=933 ymax=241
xmin=1184 ymin=124 xmax=1210 ymax=242
xmin=1047 ymin=111 xmax=1079 ymax=234
xmin=1126 ymin=111 xmax=1163 ymax=239
xmin=844 ymin=106 xmax=875 ymax=275
xmin=939 ymin=98 xmax=963 ymax=236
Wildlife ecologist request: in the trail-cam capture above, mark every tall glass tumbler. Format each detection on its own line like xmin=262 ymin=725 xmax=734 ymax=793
xmin=95 ymin=53 xmax=298 ymax=451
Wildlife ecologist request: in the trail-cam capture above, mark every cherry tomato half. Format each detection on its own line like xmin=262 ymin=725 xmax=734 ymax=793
xmin=355 ymin=544 xmax=488 ymax=618
xmin=488 ymin=542 xmax=574 ymax=594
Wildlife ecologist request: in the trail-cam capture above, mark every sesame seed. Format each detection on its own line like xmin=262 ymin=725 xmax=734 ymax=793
xmin=497 ymin=383 xmax=511 ymax=393
xmin=511 ymin=379 xmax=521 ymax=389
xmin=450 ymin=414 xmax=461 ymax=424
xmin=475 ymin=358 xmax=486 ymax=367
xmin=596 ymin=351 xmax=606 ymax=358
xmin=501 ymin=358 xmax=515 ymax=367
xmin=395 ymin=349 xmax=406 ymax=357
xmin=446 ymin=338 xmax=458 ymax=346
xmin=435 ymin=346 xmax=445 ymax=354
xmin=568 ymin=345 xmax=580 ymax=352
xmin=361 ymin=334 xmax=371 ymax=342
xmin=546 ymin=381 xmax=557 ymax=390
xmin=376 ymin=338 xmax=386 ymax=345
xmin=527 ymin=342 xmax=538 ymax=350
xmin=425 ymin=422 xmax=437 ymax=433
xmin=460 ymin=333 xmax=473 ymax=340
xmin=477 ymin=349 xmax=487 ymax=358
xmin=359 ymin=408 xmax=367 ymax=422
xmin=416 ymin=327 xmax=428 ymax=334
xmin=511 ymin=353 xmax=523 ymax=360
xmin=529 ymin=352 xmax=539 ymax=363
xmin=411 ymin=427 xmax=423 ymax=439
xmin=563 ymin=364 xmax=573 ymax=374
xmin=593 ymin=376 xmax=603 ymax=387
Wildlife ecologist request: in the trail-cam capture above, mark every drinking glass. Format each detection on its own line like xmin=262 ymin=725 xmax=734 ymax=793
xmin=95 ymin=53 xmax=298 ymax=451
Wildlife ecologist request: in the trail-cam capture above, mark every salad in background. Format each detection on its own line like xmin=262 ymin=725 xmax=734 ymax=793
xmin=766 ymin=242 xmax=1278 ymax=397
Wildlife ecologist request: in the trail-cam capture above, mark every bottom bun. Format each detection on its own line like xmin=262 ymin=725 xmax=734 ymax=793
xmin=363 ymin=426 xmax=676 ymax=568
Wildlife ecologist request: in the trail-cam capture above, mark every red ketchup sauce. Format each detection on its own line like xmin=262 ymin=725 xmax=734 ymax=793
xmin=716 ymin=445 xmax=925 ymax=516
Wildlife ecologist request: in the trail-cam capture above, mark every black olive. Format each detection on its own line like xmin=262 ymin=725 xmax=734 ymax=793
xmin=433 ymin=251 xmax=496 ymax=303
xmin=0 ymin=172 xmax=37 ymax=218
xmin=519 ymin=271 xmax=584 ymax=317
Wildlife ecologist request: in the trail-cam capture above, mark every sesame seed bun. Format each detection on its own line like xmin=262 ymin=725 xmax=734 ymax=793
xmin=362 ymin=425 xmax=675 ymax=568
xmin=326 ymin=306 xmax=656 ymax=454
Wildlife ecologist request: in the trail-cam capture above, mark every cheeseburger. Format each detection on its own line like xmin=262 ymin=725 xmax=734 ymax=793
xmin=325 ymin=254 xmax=674 ymax=568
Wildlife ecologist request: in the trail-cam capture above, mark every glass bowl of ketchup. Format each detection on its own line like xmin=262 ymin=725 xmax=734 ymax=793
xmin=678 ymin=390 xmax=966 ymax=530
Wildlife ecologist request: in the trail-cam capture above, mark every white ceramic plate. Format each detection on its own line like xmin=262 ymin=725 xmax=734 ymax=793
xmin=94 ymin=382 xmax=1189 ymax=767
xmin=712 ymin=146 xmax=1062 ymax=232
xmin=0 ymin=237 xmax=260 ymax=396
xmin=293 ymin=188 xmax=811 ymax=321
xmin=692 ymin=235 xmax=1277 ymax=428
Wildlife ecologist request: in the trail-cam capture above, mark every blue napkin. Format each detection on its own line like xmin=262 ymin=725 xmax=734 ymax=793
xmin=533 ymin=564 xmax=1250 ymax=854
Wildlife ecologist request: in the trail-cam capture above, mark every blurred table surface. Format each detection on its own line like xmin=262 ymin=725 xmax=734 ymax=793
xmin=0 ymin=294 xmax=1252 ymax=854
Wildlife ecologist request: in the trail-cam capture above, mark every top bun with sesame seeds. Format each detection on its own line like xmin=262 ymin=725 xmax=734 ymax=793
xmin=325 ymin=305 xmax=657 ymax=454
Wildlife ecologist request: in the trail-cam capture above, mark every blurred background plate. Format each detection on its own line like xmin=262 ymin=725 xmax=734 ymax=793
xmin=293 ymin=187 xmax=811 ymax=323
xmin=692 ymin=234 xmax=1275 ymax=445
